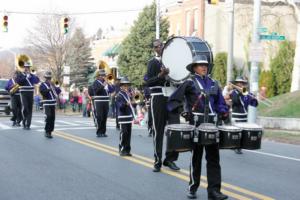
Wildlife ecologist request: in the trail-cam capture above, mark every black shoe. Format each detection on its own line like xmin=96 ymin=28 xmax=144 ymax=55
xmin=234 ymin=149 xmax=243 ymax=154
xmin=16 ymin=123 xmax=21 ymax=127
xmin=126 ymin=152 xmax=132 ymax=157
xmin=187 ymin=191 xmax=197 ymax=199
xmin=119 ymin=151 xmax=127 ymax=157
xmin=102 ymin=134 xmax=108 ymax=137
xmin=208 ymin=191 xmax=228 ymax=200
xmin=152 ymin=165 xmax=161 ymax=172
xmin=163 ymin=161 xmax=180 ymax=171
xmin=12 ymin=121 xmax=16 ymax=126
xmin=45 ymin=132 xmax=53 ymax=139
xmin=96 ymin=134 xmax=101 ymax=137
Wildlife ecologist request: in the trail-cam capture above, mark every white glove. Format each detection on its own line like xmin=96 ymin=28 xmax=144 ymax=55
xmin=26 ymin=73 xmax=31 ymax=78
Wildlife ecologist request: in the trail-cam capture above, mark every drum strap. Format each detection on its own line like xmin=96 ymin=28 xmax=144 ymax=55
xmin=191 ymin=77 xmax=214 ymax=115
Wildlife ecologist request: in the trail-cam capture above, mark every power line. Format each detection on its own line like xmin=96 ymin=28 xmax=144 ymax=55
xmin=4 ymin=8 xmax=144 ymax=16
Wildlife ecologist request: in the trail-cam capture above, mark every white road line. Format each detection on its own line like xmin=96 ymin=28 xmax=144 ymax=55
xmin=55 ymin=120 xmax=78 ymax=126
xmin=34 ymin=120 xmax=45 ymax=124
xmin=0 ymin=122 xmax=12 ymax=129
xmin=245 ymin=150 xmax=300 ymax=162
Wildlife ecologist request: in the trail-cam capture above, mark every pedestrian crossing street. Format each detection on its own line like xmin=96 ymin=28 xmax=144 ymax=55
xmin=0 ymin=118 xmax=147 ymax=131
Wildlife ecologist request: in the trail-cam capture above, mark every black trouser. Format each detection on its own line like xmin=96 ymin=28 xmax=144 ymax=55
xmin=94 ymin=101 xmax=109 ymax=135
xmin=119 ymin=123 xmax=132 ymax=153
xmin=150 ymin=95 xmax=179 ymax=167
xmin=20 ymin=91 xmax=33 ymax=128
xmin=11 ymin=94 xmax=22 ymax=123
xmin=44 ymin=105 xmax=55 ymax=133
xmin=116 ymin=109 xmax=120 ymax=129
xmin=147 ymin=103 xmax=153 ymax=135
xmin=188 ymin=118 xmax=221 ymax=194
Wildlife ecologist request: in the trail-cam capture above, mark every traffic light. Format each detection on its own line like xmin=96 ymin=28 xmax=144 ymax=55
xmin=2 ymin=15 xmax=8 ymax=32
xmin=61 ymin=17 xmax=69 ymax=34
xmin=208 ymin=0 xmax=219 ymax=4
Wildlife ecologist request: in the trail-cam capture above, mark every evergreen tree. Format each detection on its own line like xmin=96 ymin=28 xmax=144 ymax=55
xmin=211 ymin=52 xmax=227 ymax=87
xmin=270 ymin=41 xmax=295 ymax=96
xmin=117 ymin=2 xmax=169 ymax=86
xmin=66 ymin=28 xmax=94 ymax=88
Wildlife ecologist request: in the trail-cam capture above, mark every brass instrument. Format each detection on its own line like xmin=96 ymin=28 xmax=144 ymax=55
xmin=107 ymin=74 xmax=114 ymax=81
xmin=133 ymin=91 xmax=143 ymax=103
xmin=227 ymin=82 xmax=273 ymax=107
xmin=15 ymin=54 xmax=32 ymax=73
xmin=229 ymin=82 xmax=248 ymax=95
xmin=31 ymin=69 xmax=36 ymax=75
xmin=9 ymin=83 xmax=20 ymax=95
xmin=53 ymin=81 xmax=60 ymax=87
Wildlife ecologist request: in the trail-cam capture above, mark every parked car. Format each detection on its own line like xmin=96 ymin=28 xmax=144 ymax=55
xmin=0 ymin=79 xmax=11 ymax=115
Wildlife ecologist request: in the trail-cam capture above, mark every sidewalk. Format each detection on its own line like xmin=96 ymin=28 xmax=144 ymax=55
xmin=257 ymin=116 xmax=300 ymax=131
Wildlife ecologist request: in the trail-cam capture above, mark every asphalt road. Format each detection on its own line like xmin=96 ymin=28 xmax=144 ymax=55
xmin=0 ymin=113 xmax=299 ymax=200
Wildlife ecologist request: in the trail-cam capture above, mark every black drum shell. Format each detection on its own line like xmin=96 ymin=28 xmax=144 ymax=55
xmin=241 ymin=129 xmax=263 ymax=150
xmin=219 ymin=130 xmax=241 ymax=149
xmin=166 ymin=129 xmax=194 ymax=152
xmin=195 ymin=129 xmax=218 ymax=146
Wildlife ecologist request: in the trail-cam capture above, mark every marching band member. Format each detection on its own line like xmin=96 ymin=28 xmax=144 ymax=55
xmin=145 ymin=39 xmax=180 ymax=172
xmin=143 ymin=85 xmax=153 ymax=137
xmin=227 ymin=77 xmax=258 ymax=154
xmin=115 ymin=76 xmax=134 ymax=156
xmin=92 ymin=69 xmax=114 ymax=137
xmin=112 ymin=77 xmax=122 ymax=130
xmin=15 ymin=59 xmax=40 ymax=130
xmin=5 ymin=73 xmax=22 ymax=126
xmin=39 ymin=71 xmax=61 ymax=138
xmin=168 ymin=55 xmax=229 ymax=200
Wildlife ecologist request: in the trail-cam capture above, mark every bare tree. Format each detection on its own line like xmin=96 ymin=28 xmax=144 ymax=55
xmin=25 ymin=14 xmax=73 ymax=83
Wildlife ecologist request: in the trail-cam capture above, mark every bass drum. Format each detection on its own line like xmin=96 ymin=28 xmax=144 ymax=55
xmin=162 ymin=36 xmax=213 ymax=83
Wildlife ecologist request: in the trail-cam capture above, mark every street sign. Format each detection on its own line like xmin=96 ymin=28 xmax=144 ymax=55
xmin=63 ymin=66 xmax=70 ymax=75
xmin=260 ymin=34 xmax=285 ymax=41
xmin=249 ymin=43 xmax=264 ymax=62
xmin=258 ymin=27 xmax=268 ymax=33
xmin=63 ymin=76 xmax=70 ymax=85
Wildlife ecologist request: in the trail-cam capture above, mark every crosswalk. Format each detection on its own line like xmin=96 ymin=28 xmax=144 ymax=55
xmin=0 ymin=118 xmax=147 ymax=131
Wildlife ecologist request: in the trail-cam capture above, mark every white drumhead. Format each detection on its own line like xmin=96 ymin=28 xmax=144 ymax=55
xmin=162 ymin=37 xmax=192 ymax=82
xmin=218 ymin=125 xmax=241 ymax=132
xmin=166 ymin=124 xmax=195 ymax=131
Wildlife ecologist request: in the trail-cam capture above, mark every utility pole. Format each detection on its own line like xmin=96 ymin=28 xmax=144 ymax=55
xmin=200 ymin=0 xmax=205 ymax=38
xmin=226 ymin=0 xmax=234 ymax=83
xmin=156 ymin=0 xmax=160 ymax=39
xmin=248 ymin=0 xmax=261 ymax=123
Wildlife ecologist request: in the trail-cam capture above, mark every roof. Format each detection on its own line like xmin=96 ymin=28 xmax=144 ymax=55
xmin=102 ymin=43 xmax=121 ymax=57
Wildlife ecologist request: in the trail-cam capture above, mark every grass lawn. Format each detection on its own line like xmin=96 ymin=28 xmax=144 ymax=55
xmin=258 ymin=91 xmax=300 ymax=118
xmin=263 ymin=129 xmax=300 ymax=145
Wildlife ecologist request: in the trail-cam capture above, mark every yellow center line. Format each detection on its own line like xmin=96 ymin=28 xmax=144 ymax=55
xmin=54 ymin=131 xmax=274 ymax=200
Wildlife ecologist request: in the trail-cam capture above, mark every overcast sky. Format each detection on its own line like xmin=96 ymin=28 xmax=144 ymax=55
xmin=0 ymin=0 xmax=175 ymax=49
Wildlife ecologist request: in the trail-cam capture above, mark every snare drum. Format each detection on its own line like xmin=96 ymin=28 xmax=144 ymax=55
xmin=165 ymin=124 xmax=194 ymax=152
xmin=218 ymin=125 xmax=242 ymax=149
xmin=162 ymin=37 xmax=213 ymax=83
xmin=234 ymin=123 xmax=263 ymax=150
xmin=165 ymin=124 xmax=195 ymax=152
xmin=195 ymin=123 xmax=219 ymax=145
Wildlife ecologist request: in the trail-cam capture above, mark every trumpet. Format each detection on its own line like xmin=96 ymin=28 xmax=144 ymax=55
xmin=228 ymin=82 xmax=273 ymax=107
xmin=228 ymin=82 xmax=248 ymax=95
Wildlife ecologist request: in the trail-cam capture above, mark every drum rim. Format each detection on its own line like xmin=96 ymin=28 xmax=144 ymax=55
xmin=166 ymin=124 xmax=195 ymax=131
xmin=217 ymin=125 xmax=242 ymax=132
